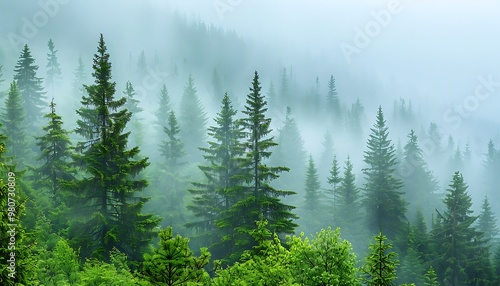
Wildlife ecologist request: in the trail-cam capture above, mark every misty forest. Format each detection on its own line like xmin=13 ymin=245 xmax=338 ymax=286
xmin=1 ymin=1 xmax=500 ymax=285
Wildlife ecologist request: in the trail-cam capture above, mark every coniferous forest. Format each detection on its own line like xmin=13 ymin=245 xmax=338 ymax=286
xmin=1 ymin=1 xmax=500 ymax=285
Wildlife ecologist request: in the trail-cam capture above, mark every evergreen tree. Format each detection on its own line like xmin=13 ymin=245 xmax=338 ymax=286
xmin=424 ymin=266 xmax=439 ymax=286
xmin=431 ymin=172 xmax=493 ymax=285
xmin=136 ymin=50 xmax=147 ymax=78
xmin=327 ymin=155 xmax=341 ymax=226
xmin=122 ymin=81 xmax=144 ymax=147
xmin=326 ymin=75 xmax=342 ymax=129
xmin=141 ymin=227 xmax=210 ymax=285
xmin=337 ymin=156 xmax=363 ymax=245
xmin=46 ymin=39 xmax=62 ymax=91
xmin=363 ymin=106 xmax=407 ymax=241
xmin=427 ymin=122 xmax=442 ymax=149
xmin=0 ymin=64 xmax=5 ymax=102
xmin=484 ymin=140 xmax=500 ymax=216
xmin=362 ymin=232 xmax=398 ymax=286
xmin=67 ymin=34 xmax=159 ymax=262
xmin=494 ymin=243 xmax=500 ymax=284
xmin=179 ymin=74 xmax=208 ymax=162
xmin=399 ymin=130 xmax=440 ymax=224
xmin=301 ymin=155 xmax=321 ymax=234
xmin=154 ymin=84 xmax=172 ymax=128
xmin=2 ymin=81 xmax=31 ymax=169
xmin=14 ymin=44 xmax=47 ymax=136
xmin=346 ymin=98 xmax=364 ymax=140
xmin=477 ymin=196 xmax=499 ymax=244
xmin=72 ymin=55 xmax=88 ymax=100
xmin=152 ymin=110 xmax=188 ymax=232
xmin=33 ymin=99 xmax=74 ymax=215
xmin=266 ymin=80 xmax=277 ymax=111
xmin=319 ymin=130 xmax=334 ymax=175
xmin=272 ymin=106 xmax=306 ymax=195
xmin=279 ymin=67 xmax=290 ymax=107
xmin=211 ymin=67 xmax=223 ymax=102
xmin=223 ymin=71 xmax=298 ymax=261
xmin=187 ymin=94 xmax=246 ymax=260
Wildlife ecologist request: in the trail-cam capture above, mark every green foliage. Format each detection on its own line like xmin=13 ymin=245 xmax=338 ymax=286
xmin=46 ymin=39 xmax=62 ymax=90
xmin=363 ymin=107 xmax=407 ymax=241
xmin=154 ymin=83 xmax=172 ymax=135
xmin=187 ymin=94 xmax=246 ymax=261
xmin=213 ymin=220 xmax=297 ymax=286
xmin=299 ymin=155 xmax=322 ymax=234
xmin=179 ymin=74 xmax=208 ymax=162
xmin=2 ymin=81 xmax=32 ymax=169
xmin=223 ymin=71 xmax=297 ymax=261
xmin=36 ymin=238 xmax=80 ymax=285
xmin=67 ymin=34 xmax=159 ymax=262
xmin=272 ymin=106 xmax=306 ymax=193
xmin=424 ymin=266 xmax=439 ymax=286
xmin=431 ymin=172 xmax=493 ymax=285
xmin=141 ymin=227 xmax=210 ymax=285
xmin=326 ymin=74 xmax=342 ymax=128
xmin=362 ymin=232 xmax=398 ymax=286
xmin=288 ymin=227 xmax=360 ymax=285
xmin=14 ymin=44 xmax=47 ymax=136
xmin=399 ymin=130 xmax=440 ymax=224
xmin=477 ymin=196 xmax=499 ymax=243
xmin=123 ymin=81 xmax=144 ymax=147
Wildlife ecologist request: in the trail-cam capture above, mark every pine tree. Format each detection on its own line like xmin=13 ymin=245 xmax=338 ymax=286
xmin=179 ymin=74 xmax=208 ymax=162
xmin=68 ymin=34 xmax=159 ymax=262
xmin=224 ymin=71 xmax=298 ymax=261
xmin=326 ymin=75 xmax=342 ymax=128
xmin=72 ymin=55 xmax=88 ymax=100
xmin=153 ymin=110 xmax=187 ymax=232
xmin=122 ymin=81 xmax=143 ymax=147
xmin=362 ymin=232 xmax=398 ymax=286
xmin=154 ymin=83 xmax=172 ymax=135
xmin=266 ymin=81 xmax=277 ymax=111
xmin=14 ymin=44 xmax=47 ymax=136
xmin=337 ymin=156 xmax=363 ymax=245
xmin=141 ymin=227 xmax=210 ymax=285
xmin=211 ymin=67 xmax=223 ymax=102
xmin=484 ymin=140 xmax=500 ymax=216
xmin=301 ymin=155 xmax=321 ymax=234
xmin=187 ymin=94 xmax=246 ymax=260
xmin=494 ymin=243 xmax=500 ymax=284
xmin=346 ymin=98 xmax=364 ymax=140
xmin=2 ymin=81 xmax=31 ymax=169
xmin=431 ymin=172 xmax=493 ymax=285
xmin=327 ymin=155 xmax=341 ymax=225
xmin=46 ymin=39 xmax=62 ymax=91
xmin=319 ymin=130 xmax=334 ymax=174
xmin=33 ymin=99 xmax=74 ymax=201
xmin=363 ymin=106 xmax=407 ymax=241
xmin=477 ymin=196 xmax=499 ymax=244
xmin=424 ymin=266 xmax=439 ymax=286
xmin=279 ymin=67 xmax=290 ymax=107
xmin=136 ymin=50 xmax=147 ymax=78
xmin=272 ymin=106 xmax=306 ymax=195
xmin=399 ymin=130 xmax=440 ymax=224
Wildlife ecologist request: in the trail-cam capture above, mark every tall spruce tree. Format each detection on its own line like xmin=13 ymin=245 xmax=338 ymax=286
xmin=14 ymin=44 xmax=46 ymax=136
xmin=72 ymin=56 xmax=88 ymax=100
xmin=484 ymin=140 xmax=500 ymax=216
xmin=179 ymin=74 xmax=208 ymax=162
xmin=337 ymin=156 xmax=363 ymax=245
xmin=431 ymin=172 xmax=493 ymax=285
xmin=363 ymin=106 xmax=407 ymax=241
xmin=0 ymin=64 xmax=5 ymax=102
xmin=272 ymin=106 xmax=306 ymax=195
xmin=327 ymin=155 xmax=341 ymax=226
xmin=2 ymin=81 xmax=31 ymax=169
xmin=154 ymin=83 xmax=172 ymax=132
xmin=46 ymin=39 xmax=62 ymax=91
xmin=326 ymin=75 xmax=342 ymax=129
xmin=477 ymin=196 xmax=499 ymax=245
xmin=33 ymin=99 xmax=74 ymax=200
xmin=301 ymin=155 xmax=321 ymax=234
xmin=68 ymin=34 xmax=159 ymax=262
xmin=153 ymin=110 xmax=188 ymax=232
xmin=399 ymin=130 xmax=440 ymax=224
xmin=122 ymin=81 xmax=143 ymax=147
xmin=187 ymin=94 xmax=246 ymax=260
xmin=222 ymin=71 xmax=298 ymax=262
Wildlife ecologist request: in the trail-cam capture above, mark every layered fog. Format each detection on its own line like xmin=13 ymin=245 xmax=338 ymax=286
xmin=1 ymin=0 xmax=500 ymax=282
